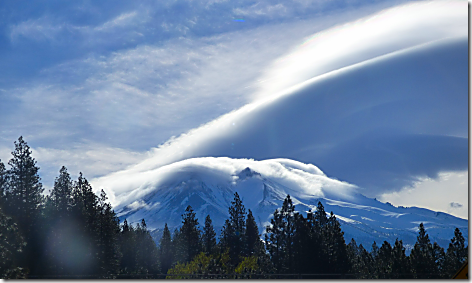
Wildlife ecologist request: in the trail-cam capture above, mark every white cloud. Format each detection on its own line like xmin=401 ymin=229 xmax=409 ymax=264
xmin=378 ymin=171 xmax=468 ymax=219
xmin=93 ymin=11 xmax=140 ymax=32
xmin=10 ymin=17 xmax=66 ymax=43
xmin=30 ymin=144 xmax=149 ymax=188
xmin=253 ymin=0 xmax=467 ymax=100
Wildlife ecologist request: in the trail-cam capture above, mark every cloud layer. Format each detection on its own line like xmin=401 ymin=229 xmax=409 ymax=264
xmin=0 ymin=1 xmax=467 ymax=217
xmin=93 ymin=0 xmax=468 ymax=204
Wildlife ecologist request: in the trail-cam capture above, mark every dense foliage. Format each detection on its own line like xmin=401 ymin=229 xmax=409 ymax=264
xmin=0 ymin=137 xmax=468 ymax=279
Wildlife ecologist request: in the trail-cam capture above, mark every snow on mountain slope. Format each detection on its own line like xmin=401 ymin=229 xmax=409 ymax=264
xmin=93 ymin=35 xmax=468 ymax=205
xmin=115 ymin=157 xmax=467 ymax=251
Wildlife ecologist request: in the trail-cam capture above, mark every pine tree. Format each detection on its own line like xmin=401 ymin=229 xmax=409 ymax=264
xmin=69 ymin=173 xmax=100 ymax=276
xmin=4 ymin=137 xmax=44 ymax=274
xmin=377 ymin=241 xmax=393 ymax=278
xmin=4 ymin=137 xmax=44 ymax=236
xmin=432 ymin=242 xmax=446 ymax=278
xmin=135 ymin=219 xmax=159 ymax=277
xmin=391 ymin=239 xmax=411 ymax=278
xmin=202 ymin=215 xmax=216 ymax=255
xmin=178 ymin=206 xmax=202 ymax=263
xmin=370 ymin=241 xmax=379 ymax=278
xmin=49 ymin=166 xmax=73 ymax=216
xmin=314 ymin=201 xmax=328 ymax=228
xmin=265 ymin=208 xmax=284 ymax=274
xmin=409 ymin=223 xmax=436 ymax=278
xmin=0 ymin=206 xmax=27 ymax=278
xmin=119 ymin=219 xmax=137 ymax=276
xmin=444 ymin=228 xmax=468 ymax=277
xmin=43 ymin=166 xmax=74 ymax=276
xmin=324 ymin=212 xmax=349 ymax=277
xmin=292 ymin=213 xmax=308 ymax=275
xmin=245 ymin=209 xmax=262 ymax=257
xmin=0 ymin=160 xmax=7 ymax=208
xmin=357 ymin=244 xmax=375 ymax=279
xmin=221 ymin=192 xmax=246 ymax=266
xmin=159 ymin=223 xmax=173 ymax=275
xmin=346 ymin=238 xmax=359 ymax=275
xmin=96 ymin=190 xmax=122 ymax=278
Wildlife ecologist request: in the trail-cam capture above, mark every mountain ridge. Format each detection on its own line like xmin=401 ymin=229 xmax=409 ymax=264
xmin=114 ymin=157 xmax=467 ymax=251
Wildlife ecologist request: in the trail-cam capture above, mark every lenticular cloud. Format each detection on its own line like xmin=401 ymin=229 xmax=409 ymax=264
xmin=92 ymin=1 xmax=468 ymax=204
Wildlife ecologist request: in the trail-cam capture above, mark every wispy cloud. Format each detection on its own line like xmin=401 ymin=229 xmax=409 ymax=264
xmin=379 ymin=171 xmax=468 ymax=219
xmin=91 ymin=1 xmax=468 ymax=208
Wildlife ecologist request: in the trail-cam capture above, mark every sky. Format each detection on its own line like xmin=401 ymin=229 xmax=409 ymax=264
xmin=0 ymin=0 xmax=468 ymax=219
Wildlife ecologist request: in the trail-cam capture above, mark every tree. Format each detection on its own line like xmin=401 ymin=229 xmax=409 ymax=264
xmin=391 ymin=239 xmax=411 ymax=279
xmin=202 ymin=215 xmax=216 ymax=255
xmin=409 ymin=223 xmax=436 ymax=279
xmin=4 ymin=137 xmax=44 ymax=274
xmin=245 ymin=209 xmax=262 ymax=257
xmin=314 ymin=201 xmax=328 ymax=228
xmin=432 ymin=242 xmax=446 ymax=278
xmin=4 ymin=137 xmax=44 ymax=236
xmin=220 ymin=192 xmax=246 ymax=266
xmin=159 ymin=223 xmax=173 ymax=275
xmin=119 ymin=219 xmax=137 ymax=276
xmin=177 ymin=206 xmax=201 ymax=263
xmin=444 ymin=228 xmax=468 ymax=277
xmin=377 ymin=241 xmax=393 ymax=278
xmin=357 ymin=244 xmax=375 ymax=279
xmin=96 ymin=190 xmax=122 ymax=277
xmin=293 ymin=212 xmax=315 ymax=275
xmin=53 ymin=172 xmax=102 ymax=277
xmin=134 ymin=219 xmax=159 ymax=276
xmin=324 ymin=212 xmax=350 ymax=276
xmin=0 ymin=206 xmax=27 ymax=278
xmin=43 ymin=167 xmax=74 ymax=276
xmin=0 ymin=160 xmax=7 ymax=208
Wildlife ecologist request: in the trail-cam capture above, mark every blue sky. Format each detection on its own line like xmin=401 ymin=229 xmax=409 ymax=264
xmin=0 ymin=0 xmax=468 ymax=218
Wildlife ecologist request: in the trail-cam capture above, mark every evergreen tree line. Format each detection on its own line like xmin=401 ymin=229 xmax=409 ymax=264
xmin=0 ymin=137 xmax=468 ymax=279
xmin=163 ymin=194 xmax=468 ymax=279
xmin=0 ymin=137 xmax=160 ymax=278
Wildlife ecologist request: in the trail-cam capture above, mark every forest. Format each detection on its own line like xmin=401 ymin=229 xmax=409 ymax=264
xmin=0 ymin=137 xmax=468 ymax=279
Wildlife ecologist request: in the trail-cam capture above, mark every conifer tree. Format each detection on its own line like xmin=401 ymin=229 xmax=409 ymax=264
xmin=159 ymin=223 xmax=173 ymax=275
xmin=119 ymin=219 xmax=137 ymax=276
xmin=4 ymin=137 xmax=44 ymax=274
xmin=314 ymin=201 xmax=328 ymax=228
xmin=4 ymin=137 xmax=44 ymax=236
xmin=221 ymin=193 xmax=246 ymax=266
xmin=96 ymin=190 xmax=122 ymax=277
xmin=444 ymin=228 xmax=468 ymax=277
xmin=265 ymin=208 xmax=284 ymax=273
xmin=432 ymin=242 xmax=446 ymax=278
xmin=69 ymin=173 xmax=101 ymax=276
xmin=357 ymin=244 xmax=375 ymax=279
xmin=202 ymin=215 xmax=216 ymax=255
xmin=324 ymin=212 xmax=349 ymax=276
xmin=391 ymin=239 xmax=410 ymax=278
xmin=43 ymin=167 xmax=74 ymax=276
xmin=0 ymin=206 xmax=26 ymax=278
xmin=346 ymin=238 xmax=359 ymax=275
xmin=178 ymin=206 xmax=201 ymax=263
xmin=0 ymin=160 xmax=7 ymax=208
xmin=377 ymin=241 xmax=393 ymax=278
xmin=245 ymin=209 xmax=262 ymax=257
xmin=135 ymin=219 xmax=159 ymax=276
xmin=49 ymin=166 xmax=73 ymax=216
xmin=409 ymin=223 xmax=436 ymax=279
xmin=293 ymin=212 xmax=315 ymax=275
xmin=370 ymin=241 xmax=379 ymax=278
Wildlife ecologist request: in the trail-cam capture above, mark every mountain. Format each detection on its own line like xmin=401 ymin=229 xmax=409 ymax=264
xmin=114 ymin=157 xmax=467 ymax=251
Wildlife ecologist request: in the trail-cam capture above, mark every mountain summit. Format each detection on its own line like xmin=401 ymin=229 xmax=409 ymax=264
xmin=114 ymin=157 xmax=467 ymax=250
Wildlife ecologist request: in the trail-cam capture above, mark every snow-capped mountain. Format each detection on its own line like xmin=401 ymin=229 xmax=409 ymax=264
xmin=115 ymin=157 xmax=467 ymax=251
